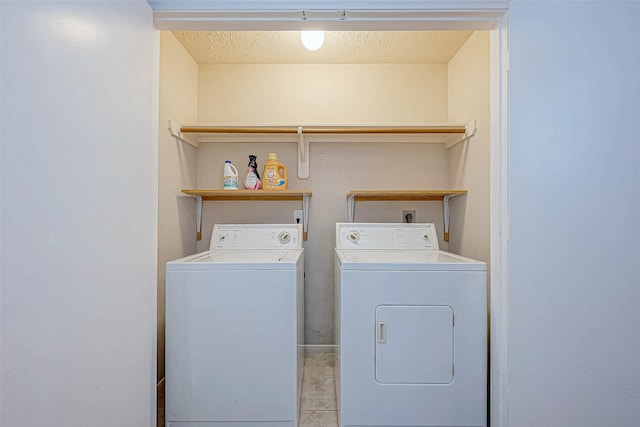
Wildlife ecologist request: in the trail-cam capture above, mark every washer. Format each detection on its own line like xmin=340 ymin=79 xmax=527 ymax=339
xmin=166 ymin=224 xmax=304 ymax=427
xmin=334 ymin=223 xmax=487 ymax=427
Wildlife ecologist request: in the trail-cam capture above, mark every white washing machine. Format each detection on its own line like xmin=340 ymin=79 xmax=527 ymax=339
xmin=166 ymin=224 xmax=304 ymax=427
xmin=334 ymin=223 xmax=487 ymax=427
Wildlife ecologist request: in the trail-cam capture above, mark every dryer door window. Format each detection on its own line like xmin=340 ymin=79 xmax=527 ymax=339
xmin=375 ymin=305 xmax=454 ymax=384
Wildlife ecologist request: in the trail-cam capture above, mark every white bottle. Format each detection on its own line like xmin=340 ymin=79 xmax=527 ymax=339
xmin=223 ymin=160 xmax=239 ymax=190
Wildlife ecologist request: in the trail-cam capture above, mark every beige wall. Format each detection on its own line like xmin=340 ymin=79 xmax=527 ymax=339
xmin=447 ymin=31 xmax=491 ymax=263
xmin=157 ymin=32 xmax=199 ymax=380
xmin=194 ymin=63 xmax=456 ymax=344
xmin=197 ymin=64 xmax=448 ymax=124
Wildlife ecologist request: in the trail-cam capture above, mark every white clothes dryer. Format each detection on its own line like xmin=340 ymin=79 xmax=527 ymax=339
xmin=334 ymin=223 xmax=487 ymax=427
xmin=166 ymin=224 xmax=304 ymax=427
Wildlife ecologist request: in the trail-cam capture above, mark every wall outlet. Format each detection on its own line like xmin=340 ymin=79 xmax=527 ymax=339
xmin=293 ymin=210 xmax=303 ymax=224
xmin=402 ymin=210 xmax=416 ymax=223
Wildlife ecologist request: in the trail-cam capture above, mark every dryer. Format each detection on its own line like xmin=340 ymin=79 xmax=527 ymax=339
xmin=334 ymin=223 xmax=486 ymax=427
xmin=166 ymin=224 xmax=304 ymax=427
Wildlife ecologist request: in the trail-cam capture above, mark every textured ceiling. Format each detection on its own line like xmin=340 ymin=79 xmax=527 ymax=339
xmin=172 ymin=31 xmax=474 ymax=64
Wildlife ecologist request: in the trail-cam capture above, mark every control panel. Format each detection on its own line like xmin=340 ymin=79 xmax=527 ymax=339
xmin=210 ymin=224 xmax=302 ymax=250
xmin=336 ymin=223 xmax=439 ymax=250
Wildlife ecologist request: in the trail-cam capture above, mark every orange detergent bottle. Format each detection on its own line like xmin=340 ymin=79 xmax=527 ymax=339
xmin=262 ymin=152 xmax=288 ymax=190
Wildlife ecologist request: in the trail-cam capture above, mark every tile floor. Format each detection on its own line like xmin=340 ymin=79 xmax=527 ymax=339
xmin=299 ymin=353 xmax=338 ymax=427
xmin=157 ymin=353 xmax=337 ymax=427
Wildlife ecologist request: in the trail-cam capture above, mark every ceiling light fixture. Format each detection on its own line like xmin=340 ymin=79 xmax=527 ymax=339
xmin=301 ymin=31 xmax=325 ymax=51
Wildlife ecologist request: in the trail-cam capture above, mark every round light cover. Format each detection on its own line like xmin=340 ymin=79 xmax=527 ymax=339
xmin=301 ymin=31 xmax=325 ymax=51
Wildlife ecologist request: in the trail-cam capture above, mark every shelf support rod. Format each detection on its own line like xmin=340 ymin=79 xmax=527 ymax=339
xmin=169 ymin=120 xmax=199 ymax=149
xmin=347 ymin=194 xmax=356 ymax=223
xmin=298 ymin=127 xmax=310 ymax=179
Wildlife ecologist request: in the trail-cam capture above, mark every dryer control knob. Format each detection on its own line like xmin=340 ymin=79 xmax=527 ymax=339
xmin=348 ymin=230 xmax=361 ymax=243
xmin=278 ymin=231 xmax=292 ymax=244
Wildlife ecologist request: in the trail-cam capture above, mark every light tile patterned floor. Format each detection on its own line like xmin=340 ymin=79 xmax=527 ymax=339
xmin=300 ymin=353 xmax=338 ymax=427
xmin=157 ymin=353 xmax=337 ymax=427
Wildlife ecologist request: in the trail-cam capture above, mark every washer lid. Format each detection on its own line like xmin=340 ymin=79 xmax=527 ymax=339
xmin=167 ymin=249 xmax=302 ymax=270
xmin=336 ymin=249 xmax=485 ymax=271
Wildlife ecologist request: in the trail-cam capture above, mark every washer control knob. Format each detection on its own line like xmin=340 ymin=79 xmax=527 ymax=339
xmin=347 ymin=230 xmax=361 ymax=243
xmin=423 ymin=234 xmax=430 ymax=241
xmin=278 ymin=231 xmax=292 ymax=244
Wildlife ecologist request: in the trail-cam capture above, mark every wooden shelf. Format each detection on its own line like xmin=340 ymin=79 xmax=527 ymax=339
xmin=178 ymin=124 xmax=468 ymax=135
xmin=347 ymin=190 xmax=467 ymax=201
xmin=346 ymin=190 xmax=468 ymax=241
xmin=170 ymin=122 xmax=476 ymax=147
xmin=182 ymin=189 xmax=311 ymax=201
xmin=169 ymin=120 xmax=477 ymax=179
xmin=181 ymin=189 xmax=312 ymax=241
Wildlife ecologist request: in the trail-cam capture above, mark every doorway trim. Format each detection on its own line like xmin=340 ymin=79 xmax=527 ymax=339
xmin=151 ymin=5 xmax=510 ymax=426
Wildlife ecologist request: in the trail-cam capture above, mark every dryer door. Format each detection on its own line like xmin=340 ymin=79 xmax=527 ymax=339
xmin=375 ymin=305 xmax=454 ymax=384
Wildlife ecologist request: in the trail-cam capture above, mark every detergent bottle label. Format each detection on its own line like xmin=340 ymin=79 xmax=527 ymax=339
xmin=264 ymin=166 xmax=287 ymax=189
xmin=263 ymin=153 xmax=288 ymax=190
xmin=223 ymin=176 xmax=238 ymax=189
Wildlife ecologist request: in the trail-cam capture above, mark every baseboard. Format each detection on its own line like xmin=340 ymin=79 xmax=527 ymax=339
xmin=303 ymin=344 xmax=337 ymax=354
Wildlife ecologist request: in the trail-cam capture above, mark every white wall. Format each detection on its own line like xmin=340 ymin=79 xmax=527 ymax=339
xmin=447 ymin=31 xmax=491 ymax=263
xmin=0 ymin=2 xmax=157 ymax=426
xmin=508 ymin=1 xmax=640 ymax=425
xmin=157 ymin=32 xmax=199 ymax=382
xmin=195 ymin=64 xmax=452 ymax=344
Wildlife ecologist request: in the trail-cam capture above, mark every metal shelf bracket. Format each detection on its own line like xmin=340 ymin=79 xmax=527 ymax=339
xmin=183 ymin=194 xmax=204 ymax=241
xmin=302 ymin=192 xmax=310 ymax=240
xmin=442 ymin=193 xmax=467 ymax=241
xmin=445 ymin=120 xmax=478 ymax=149
xmin=169 ymin=120 xmax=199 ymax=148
xmin=347 ymin=194 xmax=356 ymax=222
